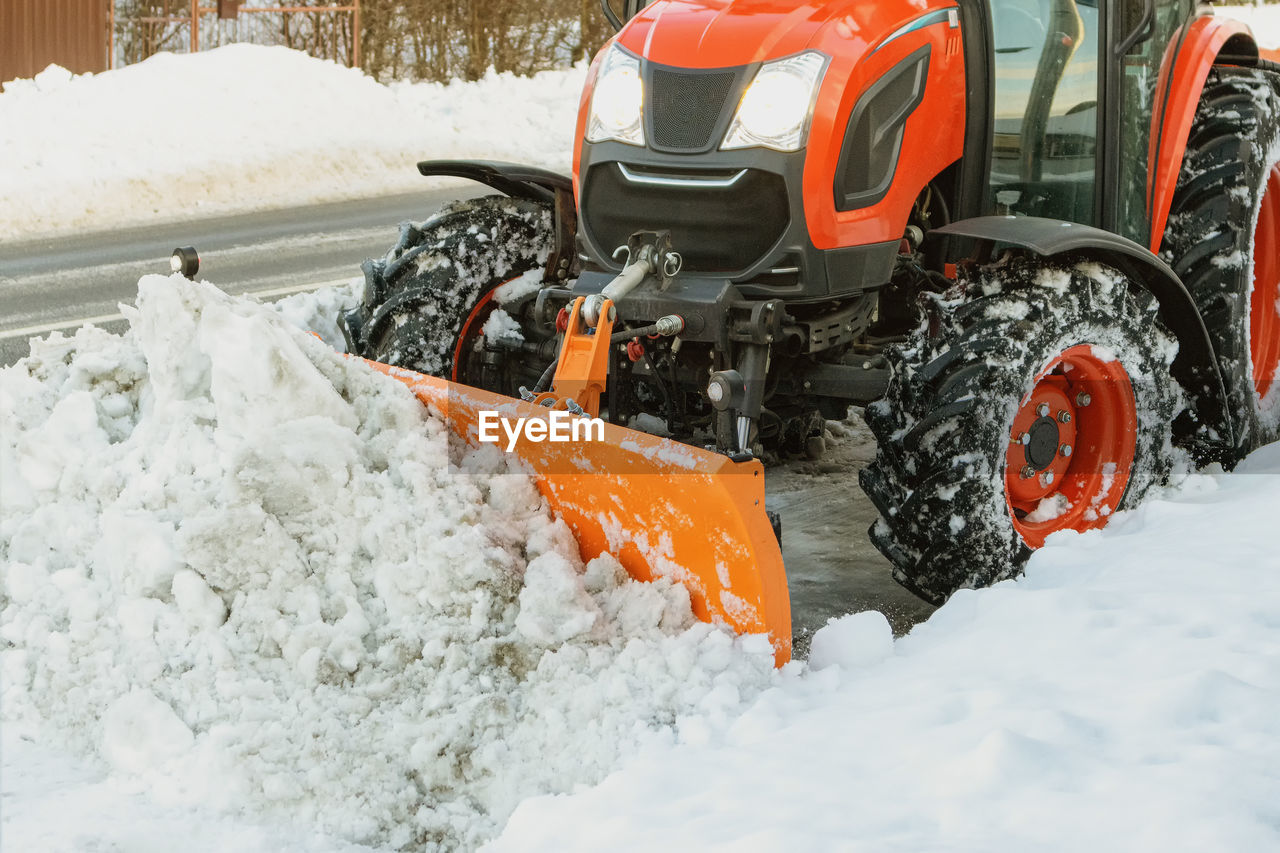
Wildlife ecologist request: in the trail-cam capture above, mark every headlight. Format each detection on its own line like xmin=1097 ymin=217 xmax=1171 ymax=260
xmin=586 ymin=45 xmax=645 ymax=146
xmin=722 ymin=51 xmax=829 ymax=152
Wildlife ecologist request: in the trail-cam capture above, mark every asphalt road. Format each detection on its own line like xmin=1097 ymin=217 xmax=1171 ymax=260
xmin=767 ymin=418 xmax=936 ymax=655
xmin=1 ymin=188 xmax=934 ymax=651
xmin=0 ymin=186 xmax=481 ymax=366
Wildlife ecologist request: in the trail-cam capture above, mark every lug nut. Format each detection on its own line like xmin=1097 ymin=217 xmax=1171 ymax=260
xmin=1076 ymin=392 xmax=1092 ymax=407
xmin=1057 ymin=410 xmax=1072 ymax=424
xmin=1036 ymin=403 xmax=1050 ymax=417
xmin=1060 ymin=444 xmax=1073 ymax=458
xmin=1013 ymin=432 xmax=1031 ymax=446
xmin=1020 ymin=465 xmax=1036 ymax=479
xmin=1040 ymin=471 xmax=1055 ymax=486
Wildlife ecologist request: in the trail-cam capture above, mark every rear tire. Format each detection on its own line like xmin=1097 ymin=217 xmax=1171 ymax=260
xmin=340 ymin=195 xmax=553 ymax=383
xmin=1162 ymin=67 xmax=1280 ymax=462
xmin=859 ymin=258 xmax=1179 ymax=604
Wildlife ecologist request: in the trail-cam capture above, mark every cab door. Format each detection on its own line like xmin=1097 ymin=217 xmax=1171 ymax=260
xmin=986 ymin=0 xmax=1102 ymax=226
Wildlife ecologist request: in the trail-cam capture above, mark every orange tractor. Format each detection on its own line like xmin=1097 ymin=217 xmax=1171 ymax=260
xmin=341 ymin=0 xmax=1279 ymax=663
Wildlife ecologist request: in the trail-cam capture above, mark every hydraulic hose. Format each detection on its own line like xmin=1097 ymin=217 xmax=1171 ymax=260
xmin=532 ymin=359 xmax=558 ymax=394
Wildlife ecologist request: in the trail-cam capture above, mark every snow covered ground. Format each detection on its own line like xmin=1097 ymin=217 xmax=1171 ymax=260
xmin=495 ymin=452 xmax=1280 ymax=851
xmin=4 ymin=277 xmax=1280 ymax=851
xmin=1 ymin=4 xmax=1274 ymax=243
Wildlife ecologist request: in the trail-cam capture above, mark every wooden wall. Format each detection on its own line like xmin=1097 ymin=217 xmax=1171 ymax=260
xmin=1 ymin=0 xmax=109 ymax=87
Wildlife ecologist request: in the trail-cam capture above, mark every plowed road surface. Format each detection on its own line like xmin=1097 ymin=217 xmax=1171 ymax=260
xmin=0 ymin=187 xmax=479 ymax=367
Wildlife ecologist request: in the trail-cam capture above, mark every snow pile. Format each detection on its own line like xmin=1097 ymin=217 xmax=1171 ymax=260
xmin=494 ymin=450 xmax=1280 ymax=851
xmin=0 ymin=276 xmax=776 ymax=851
xmin=0 ymin=45 xmax=586 ymax=242
xmin=272 ymin=278 xmax=363 ymax=351
xmin=3 ymin=729 xmax=381 ymax=853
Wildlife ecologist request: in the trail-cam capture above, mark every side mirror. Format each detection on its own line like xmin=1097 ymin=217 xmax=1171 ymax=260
xmin=600 ymin=0 xmax=651 ymax=32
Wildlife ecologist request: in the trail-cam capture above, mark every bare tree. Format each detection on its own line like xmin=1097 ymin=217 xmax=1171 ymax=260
xmin=114 ymin=0 xmax=613 ymax=81
xmin=115 ymin=0 xmax=189 ymax=66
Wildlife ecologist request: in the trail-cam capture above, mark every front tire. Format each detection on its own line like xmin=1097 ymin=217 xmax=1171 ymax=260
xmin=859 ymin=258 xmax=1179 ymax=604
xmin=341 ymin=195 xmax=553 ymax=384
xmin=1162 ymin=67 xmax=1280 ymax=462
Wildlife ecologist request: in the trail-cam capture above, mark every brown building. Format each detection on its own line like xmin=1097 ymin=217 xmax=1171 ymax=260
xmin=1 ymin=0 xmax=110 ymax=87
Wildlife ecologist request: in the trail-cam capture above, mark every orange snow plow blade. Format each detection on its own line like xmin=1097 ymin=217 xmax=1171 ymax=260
xmin=370 ymin=363 xmax=792 ymax=664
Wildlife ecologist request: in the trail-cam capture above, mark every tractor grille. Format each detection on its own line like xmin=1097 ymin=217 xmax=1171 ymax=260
xmin=582 ymin=163 xmax=790 ymax=273
xmin=649 ymin=67 xmax=737 ymax=151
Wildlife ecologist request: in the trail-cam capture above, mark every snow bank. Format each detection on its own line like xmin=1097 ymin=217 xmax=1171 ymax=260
xmin=0 ymin=276 xmax=776 ymax=851
xmin=494 ymin=451 xmax=1280 ymax=851
xmin=0 ymin=45 xmax=585 ymax=243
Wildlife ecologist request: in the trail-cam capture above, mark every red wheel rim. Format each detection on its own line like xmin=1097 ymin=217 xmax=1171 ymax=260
xmin=1252 ymin=161 xmax=1280 ymax=400
xmin=451 ymin=288 xmax=499 ymax=382
xmin=1004 ymin=345 xmax=1138 ymax=548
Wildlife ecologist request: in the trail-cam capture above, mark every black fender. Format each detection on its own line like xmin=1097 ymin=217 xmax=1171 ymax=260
xmin=417 ymin=159 xmax=579 ymax=283
xmin=417 ymin=159 xmax=571 ymax=202
xmin=931 ymin=215 xmax=1235 ymax=460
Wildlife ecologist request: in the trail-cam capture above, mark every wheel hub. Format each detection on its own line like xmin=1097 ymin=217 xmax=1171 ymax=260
xmin=1004 ymin=345 xmax=1137 ymax=548
xmin=1025 ymin=416 xmax=1061 ymax=470
xmin=1007 ymin=381 xmax=1077 ymax=503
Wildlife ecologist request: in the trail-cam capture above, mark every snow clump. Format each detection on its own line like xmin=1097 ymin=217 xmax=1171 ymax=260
xmin=807 ymin=610 xmax=894 ymax=671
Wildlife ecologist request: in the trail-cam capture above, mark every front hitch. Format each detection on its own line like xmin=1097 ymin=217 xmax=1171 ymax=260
xmin=582 ymin=230 xmax=682 ymax=326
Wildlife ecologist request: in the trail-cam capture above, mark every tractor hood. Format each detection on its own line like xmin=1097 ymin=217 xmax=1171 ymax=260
xmin=616 ymin=0 xmax=948 ymax=68
xmin=575 ymin=0 xmax=968 ymax=262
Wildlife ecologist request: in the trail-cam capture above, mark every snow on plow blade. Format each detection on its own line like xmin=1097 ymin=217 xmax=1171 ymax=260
xmin=371 ymin=362 xmax=792 ymax=664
